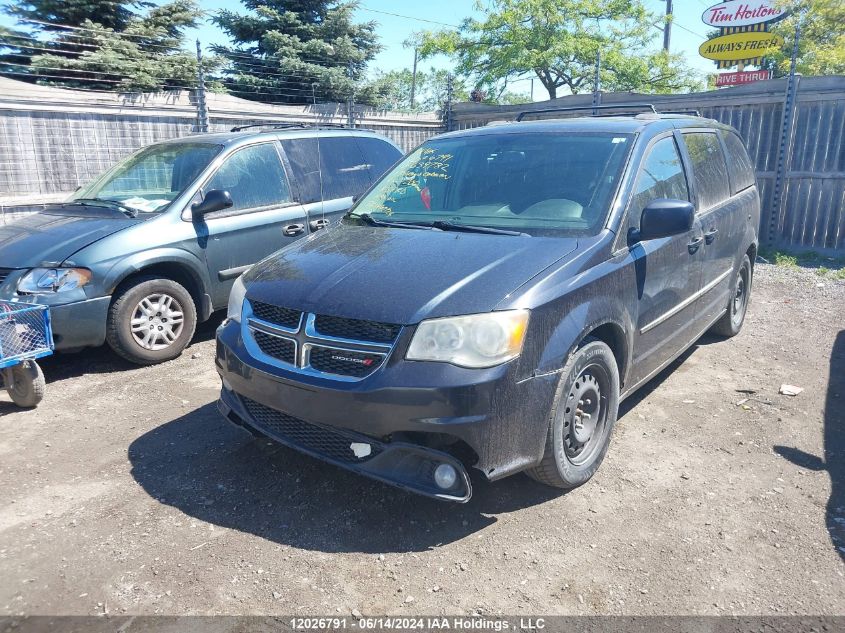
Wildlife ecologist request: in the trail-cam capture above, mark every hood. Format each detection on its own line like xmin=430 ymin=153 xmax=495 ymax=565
xmin=244 ymin=225 xmax=579 ymax=324
xmin=0 ymin=205 xmax=143 ymax=268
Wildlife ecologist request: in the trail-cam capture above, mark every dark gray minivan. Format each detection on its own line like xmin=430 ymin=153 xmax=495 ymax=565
xmin=0 ymin=127 xmax=402 ymax=364
xmin=216 ymin=109 xmax=760 ymax=501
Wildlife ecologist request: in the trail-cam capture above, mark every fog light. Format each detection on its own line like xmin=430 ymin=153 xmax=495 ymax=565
xmin=434 ymin=463 xmax=458 ymax=490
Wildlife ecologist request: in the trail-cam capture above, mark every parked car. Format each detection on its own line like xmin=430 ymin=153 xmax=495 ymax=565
xmin=0 ymin=127 xmax=403 ymax=364
xmin=215 ymin=109 xmax=760 ymax=502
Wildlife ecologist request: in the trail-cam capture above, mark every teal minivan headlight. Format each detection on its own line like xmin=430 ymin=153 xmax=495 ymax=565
xmin=17 ymin=267 xmax=92 ymax=294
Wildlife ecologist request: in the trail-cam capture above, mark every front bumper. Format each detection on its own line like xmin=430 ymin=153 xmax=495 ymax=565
xmin=215 ymin=317 xmax=560 ymax=501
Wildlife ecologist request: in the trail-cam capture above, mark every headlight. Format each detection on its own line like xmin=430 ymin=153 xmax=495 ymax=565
xmin=227 ymin=275 xmax=247 ymax=322
xmin=17 ymin=267 xmax=92 ymax=294
xmin=406 ymin=310 xmax=529 ymax=368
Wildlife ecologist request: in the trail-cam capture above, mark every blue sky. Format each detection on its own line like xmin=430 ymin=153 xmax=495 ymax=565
xmin=2 ymin=0 xmax=717 ymax=100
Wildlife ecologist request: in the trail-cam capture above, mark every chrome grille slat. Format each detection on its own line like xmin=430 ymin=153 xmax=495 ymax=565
xmin=0 ymin=268 xmax=13 ymax=284
xmin=243 ymin=299 xmax=401 ymax=381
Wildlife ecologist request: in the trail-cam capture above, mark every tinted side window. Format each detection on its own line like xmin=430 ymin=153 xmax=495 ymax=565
xmin=318 ymin=137 xmax=372 ymax=200
xmin=280 ymin=138 xmax=320 ymax=204
xmin=683 ymin=132 xmax=730 ymax=211
xmin=627 ymin=136 xmax=689 ymax=234
xmin=355 ymin=137 xmax=402 ymax=181
xmin=723 ymin=131 xmax=756 ymax=193
xmin=205 ymin=143 xmax=290 ymax=213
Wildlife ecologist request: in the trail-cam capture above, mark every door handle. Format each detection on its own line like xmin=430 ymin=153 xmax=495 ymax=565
xmin=687 ymin=236 xmax=704 ymax=253
xmin=283 ymin=223 xmax=305 ymax=236
xmin=704 ymin=228 xmax=718 ymax=244
xmin=309 ymin=218 xmax=330 ymax=231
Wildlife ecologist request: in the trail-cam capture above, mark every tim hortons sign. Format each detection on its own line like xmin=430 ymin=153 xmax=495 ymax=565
xmin=702 ymin=0 xmax=787 ymax=28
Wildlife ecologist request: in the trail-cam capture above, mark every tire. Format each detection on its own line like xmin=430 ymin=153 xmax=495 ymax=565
xmin=4 ymin=361 xmax=46 ymax=408
xmin=710 ymin=254 xmax=752 ymax=338
xmin=106 ymin=276 xmax=197 ymax=365
xmin=526 ymin=337 xmax=620 ymax=489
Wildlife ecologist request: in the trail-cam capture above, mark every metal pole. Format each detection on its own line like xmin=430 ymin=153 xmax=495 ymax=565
xmin=195 ymin=39 xmax=209 ymax=133
xmin=663 ymin=0 xmax=673 ymax=51
xmin=410 ymin=48 xmax=418 ymax=109
xmin=445 ymin=73 xmax=453 ymax=132
xmin=769 ymin=20 xmax=801 ymax=247
xmin=592 ymin=48 xmax=601 ymax=115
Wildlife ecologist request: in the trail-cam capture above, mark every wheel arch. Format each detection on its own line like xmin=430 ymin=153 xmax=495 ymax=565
xmin=106 ymin=252 xmax=213 ymax=321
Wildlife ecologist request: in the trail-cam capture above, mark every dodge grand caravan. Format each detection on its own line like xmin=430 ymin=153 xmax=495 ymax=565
xmin=216 ymin=109 xmax=760 ymax=501
xmin=0 ymin=127 xmax=402 ymax=364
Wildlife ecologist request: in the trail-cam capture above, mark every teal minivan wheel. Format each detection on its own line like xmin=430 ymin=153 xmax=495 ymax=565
xmin=106 ymin=276 xmax=197 ymax=365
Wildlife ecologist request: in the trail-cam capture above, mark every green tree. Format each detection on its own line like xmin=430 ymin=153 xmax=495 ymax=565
xmin=1 ymin=0 xmax=211 ymax=91
xmin=5 ymin=0 xmax=140 ymax=33
xmin=764 ymin=0 xmax=845 ymax=76
xmin=212 ymin=0 xmax=381 ymax=105
xmin=419 ymin=0 xmax=702 ymax=99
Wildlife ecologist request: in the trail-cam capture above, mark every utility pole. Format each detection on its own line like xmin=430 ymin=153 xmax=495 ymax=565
xmin=195 ymin=39 xmax=209 ymax=133
xmin=592 ymin=48 xmax=601 ymax=115
xmin=410 ymin=48 xmax=418 ymax=109
xmin=663 ymin=0 xmax=673 ymax=51
xmin=445 ymin=73 xmax=454 ymax=132
xmin=347 ymin=60 xmax=355 ymax=128
xmin=530 ymin=77 xmax=534 ymax=102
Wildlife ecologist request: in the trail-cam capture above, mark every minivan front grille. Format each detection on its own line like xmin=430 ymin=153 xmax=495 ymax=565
xmin=0 ymin=268 xmax=13 ymax=284
xmin=250 ymin=301 xmax=302 ymax=330
xmin=252 ymin=329 xmax=296 ymax=365
xmin=308 ymin=345 xmax=386 ymax=378
xmin=313 ymin=314 xmax=402 ymax=344
xmin=244 ymin=299 xmax=400 ymax=381
xmin=241 ymin=396 xmax=382 ymax=463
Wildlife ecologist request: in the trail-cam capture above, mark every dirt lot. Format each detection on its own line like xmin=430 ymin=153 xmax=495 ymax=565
xmin=1 ymin=263 xmax=843 ymax=617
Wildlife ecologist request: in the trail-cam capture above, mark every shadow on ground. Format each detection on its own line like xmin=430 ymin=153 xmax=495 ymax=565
xmin=128 ymin=401 xmax=561 ymax=553
xmin=774 ymin=329 xmax=844 ymax=563
xmin=37 ymin=313 xmax=224 ymax=384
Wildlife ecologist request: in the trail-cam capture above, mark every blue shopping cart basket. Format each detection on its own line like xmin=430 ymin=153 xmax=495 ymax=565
xmin=0 ymin=303 xmax=53 ymax=408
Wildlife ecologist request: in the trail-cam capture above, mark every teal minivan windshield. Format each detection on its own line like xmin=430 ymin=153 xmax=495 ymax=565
xmin=349 ymin=132 xmax=632 ymax=235
xmin=74 ymin=142 xmax=222 ymax=213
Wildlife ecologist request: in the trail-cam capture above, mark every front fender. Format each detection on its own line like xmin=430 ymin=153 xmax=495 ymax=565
xmin=101 ymin=248 xmax=211 ymax=296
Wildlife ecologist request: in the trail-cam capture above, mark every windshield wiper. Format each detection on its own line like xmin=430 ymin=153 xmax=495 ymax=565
xmin=70 ymin=198 xmax=137 ymax=218
xmin=352 ymin=213 xmax=439 ymax=231
xmin=429 ymin=220 xmax=528 ymax=237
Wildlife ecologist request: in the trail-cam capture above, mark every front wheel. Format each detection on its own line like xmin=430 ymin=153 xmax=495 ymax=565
xmin=710 ymin=254 xmax=752 ymax=338
xmin=526 ymin=337 xmax=620 ymax=489
xmin=106 ymin=276 xmax=197 ymax=365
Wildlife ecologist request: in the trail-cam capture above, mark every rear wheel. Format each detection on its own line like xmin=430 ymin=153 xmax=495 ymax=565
xmin=710 ymin=254 xmax=752 ymax=338
xmin=526 ymin=337 xmax=620 ymax=489
xmin=106 ymin=276 xmax=197 ymax=365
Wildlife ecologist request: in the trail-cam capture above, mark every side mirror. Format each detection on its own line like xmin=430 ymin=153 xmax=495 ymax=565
xmin=192 ymin=189 xmax=233 ymax=217
xmin=634 ymin=198 xmax=695 ymax=242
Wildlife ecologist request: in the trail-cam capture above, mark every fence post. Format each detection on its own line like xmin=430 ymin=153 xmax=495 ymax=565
xmin=768 ymin=21 xmax=801 ymax=247
xmin=195 ymin=39 xmax=209 ymax=133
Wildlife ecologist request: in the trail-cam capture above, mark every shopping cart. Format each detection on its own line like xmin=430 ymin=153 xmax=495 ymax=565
xmin=0 ymin=302 xmax=53 ymax=408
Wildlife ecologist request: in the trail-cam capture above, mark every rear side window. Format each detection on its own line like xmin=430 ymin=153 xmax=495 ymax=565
xmin=205 ymin=143 xmax=291 ymax=213
xmin=627 ymin=136 xmax=689 ymax=234
xmin=355 ymin=137 xmax=402 ymax=181
xmin=281 ymin=136 xmax=378 ymax=203
xmin=723 ymin=132 xmax=756 ymax=193
xmin=683 ymin=132 xmax=730 ymax=211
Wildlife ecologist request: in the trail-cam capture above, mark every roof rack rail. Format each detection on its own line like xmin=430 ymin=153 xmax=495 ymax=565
xmin=655 ymin=109 xmax=702 ymax=117
xmin=230 ymin=122 xmax=309 ymax=132
xmin=515 ymin=103 xmax=658 ymax=122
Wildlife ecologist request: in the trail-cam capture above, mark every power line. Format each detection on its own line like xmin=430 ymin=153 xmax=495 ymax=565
xmin=357 ymin=6 xmax=460 ymax=29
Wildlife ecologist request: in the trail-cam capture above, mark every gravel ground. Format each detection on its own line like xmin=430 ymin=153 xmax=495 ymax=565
xmin=0 ymin=263 xmax=843 ymax=617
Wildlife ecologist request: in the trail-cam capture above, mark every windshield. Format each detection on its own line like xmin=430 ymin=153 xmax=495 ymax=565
xmin=348 ymin=131 xmax=632 ymax=236
xmin=74 ymin=142 xmax=223 ymax=213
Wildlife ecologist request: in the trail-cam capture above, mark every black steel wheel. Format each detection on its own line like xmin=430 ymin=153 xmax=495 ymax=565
xmin=710 ymin=254 xmax=752 ymax=338
xmin=527 ymin=337 xmax=620 ymax=489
